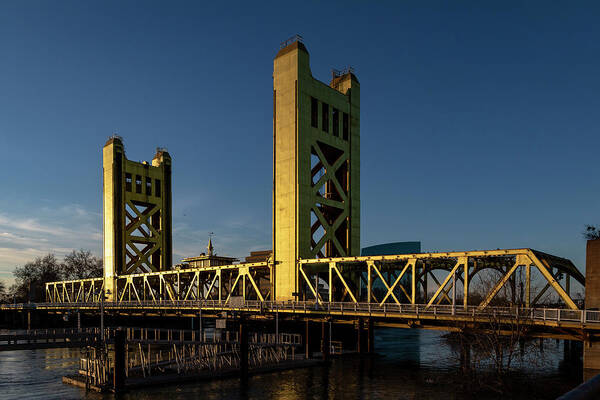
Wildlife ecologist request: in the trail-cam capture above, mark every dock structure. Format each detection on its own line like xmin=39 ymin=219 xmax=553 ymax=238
xmin=57 ymin=327 xmax=306 ymax=393
xmin=4 ymin=36 xmax=600 ymax=377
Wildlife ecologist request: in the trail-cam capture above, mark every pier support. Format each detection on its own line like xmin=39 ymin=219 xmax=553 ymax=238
xmin=305 ymin=320 xmax=312 ymax=359
xmin=239 ymin=316 xmax=248 ymax=379
xmin=321 ymin=321 xmax=330 ymax=361
xmin=585 ymin=239 xmax=600 ymax=376
xmin=460 ymin=341 xmax=471 ymax=372
xmin=367 ymin=318 xmax=375 ymax=353
xmin=357 ymin=318 xmax=364 ymax=353
xmin=113 ymin=329 xmax=125 ymax=393
xmin=198 ymin=310 xmax=203 ymax=340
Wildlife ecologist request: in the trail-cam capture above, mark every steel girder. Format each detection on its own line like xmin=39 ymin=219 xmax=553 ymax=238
xmin=46 ymin=262 xmax=271 ymax=305
xmin=298 ymin=248 xmax=584 ymax=310
xmin=46 ymin=248 xmax=583 ymax=311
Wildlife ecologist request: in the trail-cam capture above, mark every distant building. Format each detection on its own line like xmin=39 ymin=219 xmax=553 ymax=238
xmin=243 ymin=250 xmax=272 ymax=264
xmin=361 ymin=241 xmax=421 ymax=256
xmin=181 ymin=238 xmax=238 ymax=268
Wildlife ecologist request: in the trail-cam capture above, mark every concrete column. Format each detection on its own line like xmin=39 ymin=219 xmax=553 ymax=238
xmin=367 ymin=318 xmax=374 ymax=353
xmin=305 ymin=320 xmax=312 ymax=359
xmin=198 ymin=310 xmax=203 ymax=341
xmin=113 ymin=329 xmax=126 ymax=392
xmin=275 ymin=311 xmax=279 ymax=343
xmin=321 ymin=321 xmax=330 ymax=361
xmin=564 ymin=339 xmax=571 ymax=361
xmin=585 ymin=239 xmax=600 ymax=373
xmin=460 ymin=340 xmax=471 ymax=372
xmin=357 ymin=318 xmax=364 ymax=353
xmin=239 ymin=316 xmax=248 ymax=379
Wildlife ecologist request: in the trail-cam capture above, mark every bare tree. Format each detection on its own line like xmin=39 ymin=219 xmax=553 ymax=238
xmin=448 ymin=269 xmax=547 ymax=394
xmin=13 ymin=254 xmax=63 ymax=302
xmin=62 ymin=249 xmax=103 ymax=280
xmin=584 ymin=225 xmax=600 ymax=240
xmin=10 ymin=250 xmax=103 ymax=302
xmin=0 ymin=279 xmax=6 ymax=303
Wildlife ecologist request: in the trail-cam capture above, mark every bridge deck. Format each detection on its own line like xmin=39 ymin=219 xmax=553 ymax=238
xmin=3 ymin=301 xmax=599 ymax=341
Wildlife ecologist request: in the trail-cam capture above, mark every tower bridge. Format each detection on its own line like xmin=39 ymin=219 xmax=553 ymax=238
xmin=4 ymin=37 xmax=600 ymax=374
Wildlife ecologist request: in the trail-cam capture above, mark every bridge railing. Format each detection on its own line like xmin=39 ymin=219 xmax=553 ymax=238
xmin=9 ymin=299 xmax=600 ymax=326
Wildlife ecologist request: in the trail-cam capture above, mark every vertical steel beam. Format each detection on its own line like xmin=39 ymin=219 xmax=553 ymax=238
xmin=423 ymin=263 xmax=428 ymax=304
xmin=218 ymin=270 xmax=222 ymax=304
xmin=525 ymin=263 xmax=531 ymax=308
xmin=411 ymin=261 xmax=416 ymax=304
xmin=329 ymin=262 xmax=334 ymax=302
xmin=367 ymin=261 xmax=373 ymax=303
xmin=463 ymin=260 xmax=469 ymax=310
xmin=452 ymin=270 xmax=456 ymax=313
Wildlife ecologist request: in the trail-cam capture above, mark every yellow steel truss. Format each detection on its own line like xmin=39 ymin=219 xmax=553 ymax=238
xmin=297 ymin=248 xmax=584 ymax=310
xmin=47 ymin=262 xmax=270 ymax=305
xmin=46 ymin=248 xmax=584 ymax=311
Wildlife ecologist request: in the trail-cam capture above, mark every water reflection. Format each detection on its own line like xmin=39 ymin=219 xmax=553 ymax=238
xmin=0 ymin=328 xmax=582 ymax=400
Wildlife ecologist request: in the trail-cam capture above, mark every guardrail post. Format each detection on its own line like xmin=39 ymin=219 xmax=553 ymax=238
xmin=543 ymin=309 xmax=546 ymax=321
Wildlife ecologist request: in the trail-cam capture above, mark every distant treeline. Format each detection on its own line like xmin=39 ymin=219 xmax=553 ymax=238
xmin=0 ymin=250 xmax=102 ymax=303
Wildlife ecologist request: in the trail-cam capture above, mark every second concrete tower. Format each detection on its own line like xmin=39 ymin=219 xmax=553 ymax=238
xmin=273 ymin=39 xmax=360 ymax=300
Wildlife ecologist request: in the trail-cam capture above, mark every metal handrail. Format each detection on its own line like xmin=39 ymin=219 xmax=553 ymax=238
xmin=4 ymin=300 xmax=600 ymax=326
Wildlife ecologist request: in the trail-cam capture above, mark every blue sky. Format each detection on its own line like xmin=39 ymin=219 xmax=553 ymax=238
xmin=0 ymin=1 xmax=599 ymax=286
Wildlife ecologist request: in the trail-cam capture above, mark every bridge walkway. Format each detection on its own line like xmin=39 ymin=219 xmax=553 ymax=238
xmin=3 ymin=300 xmax=600 ymax=341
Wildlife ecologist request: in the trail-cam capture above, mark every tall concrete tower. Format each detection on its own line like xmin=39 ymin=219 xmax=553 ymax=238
xmin=273 ymin=38 xmax=360 ymax=300
xmin=102 ymin=136 xmax=172 ymax=297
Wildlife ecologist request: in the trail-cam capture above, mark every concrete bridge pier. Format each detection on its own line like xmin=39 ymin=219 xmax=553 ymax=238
xmin=367 ymin=318 xmax=375 ymax=353
xmin=239 ymin=315 xmax=248 ymax=380
xmin=564 ymin=339 xmax=582 ymax=365
xmin=357 ymin=318 xmax=365 ymax=353
xmin=321 ymin=321 xmax=330 ymax=361
xmin=585 ymin=239 xmax=600 ymax=378
xmin=304 ymin=320 xmax=312 ymax=359
xmin=113 ymin=329 xmax=125 ymax=393
xmin=460 ymin=341 xmax=471 ymax=372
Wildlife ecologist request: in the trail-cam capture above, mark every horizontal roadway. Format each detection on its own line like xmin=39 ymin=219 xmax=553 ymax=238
xmin=2 ymin=301 xmax=600 ymax=337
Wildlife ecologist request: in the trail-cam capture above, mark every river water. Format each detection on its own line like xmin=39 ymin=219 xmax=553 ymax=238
xmin=0 ymin=328 xmax=582 ymax=400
